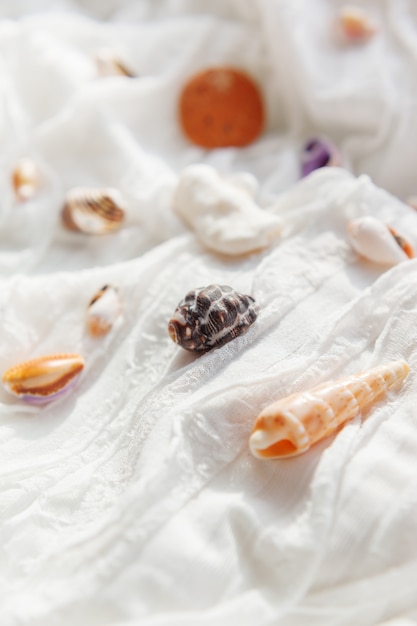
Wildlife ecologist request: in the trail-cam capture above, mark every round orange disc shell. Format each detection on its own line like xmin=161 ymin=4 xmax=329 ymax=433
xmin=179 ymin=67 xmax=264 ymax=149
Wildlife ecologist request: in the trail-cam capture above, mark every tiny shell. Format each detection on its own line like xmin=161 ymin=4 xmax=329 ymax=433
xmin=94 ymin=48 xmax=135 ymax=78
xmin=87 ymin=285 xmax=122 ymax=337
xmin=406 ymin=196 xmax=417 ymax=211
xmin=173 ymin=164 xmax=281 ymax=256
xmin=62 ymin=187 xmax=125 ymax=235
xmin=301 ymin=138 xmax=341 ymax=178
xmin=336 ymin=6 xmax=377 ymax=44
xmin=249 ymin=360 xmax=409 ymax=459
xmin=348 ymin=216 xmax=414 ymax=265
xmin=168 ymin=284 xmax=259 ymax=352
xmin=11 ymin=158 xmax=40 ymax=202
xmin=2 ymin=353 xmax=85 ymax=405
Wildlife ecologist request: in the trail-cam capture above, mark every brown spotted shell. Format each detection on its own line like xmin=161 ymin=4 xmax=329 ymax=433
xmin=62 ymin=187 xmax=125 ymax=235
xmin=168 ymin=284 xmax=259 ymax=352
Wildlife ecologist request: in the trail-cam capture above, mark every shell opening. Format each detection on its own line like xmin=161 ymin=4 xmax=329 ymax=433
xmin=168 ymin=321 xmax=178 ymax=343
xmin=255 ymin=439 xmax=298 ymax=459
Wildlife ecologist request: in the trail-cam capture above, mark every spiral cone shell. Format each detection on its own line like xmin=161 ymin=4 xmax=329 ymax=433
xmin=249 ymin=360 xmax=409 ymax=459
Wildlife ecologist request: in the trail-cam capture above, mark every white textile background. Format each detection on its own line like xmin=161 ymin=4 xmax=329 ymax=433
xmin=1 ymin=1 xmax=417 ymax=625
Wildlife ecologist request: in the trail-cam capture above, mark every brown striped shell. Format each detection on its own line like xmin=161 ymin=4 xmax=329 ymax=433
xmin=168 ymin=284 xmax=259 ymax=352
xmin=62 ymin=187 xmax=125 ymax=235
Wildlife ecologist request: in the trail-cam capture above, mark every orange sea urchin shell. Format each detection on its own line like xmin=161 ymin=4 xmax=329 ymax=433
xmin=178 ymin=67 xmax=264 ymax=149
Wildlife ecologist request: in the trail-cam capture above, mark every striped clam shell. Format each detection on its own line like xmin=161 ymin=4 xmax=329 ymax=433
xmin=168 ymin=284 xmax=259 ymax=352
xmin=2 ymin=353 xmax=85 ymax=405
xmin=87 ymin=285 xmax=122 ymax=337
xmin=250 ymin=360 xmax=409 ymax=459
xmin=62 ymin=187 xmax=125 ymax=235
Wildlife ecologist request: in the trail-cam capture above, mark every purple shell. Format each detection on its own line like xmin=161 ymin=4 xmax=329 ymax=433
xmin=301 ymin=138 xmax=339 ymax=178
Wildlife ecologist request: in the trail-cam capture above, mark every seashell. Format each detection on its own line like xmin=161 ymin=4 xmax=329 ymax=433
xmin=2 ymin=353 xmax=85 ymax=405
xmin=406 ymin=196 xmax=417 ymax=211
xmin=173 ymin=164 xmax=281 ymax=256
xmin=94 ymin=48 xmax=135 ymax=78
xmin=335 ymin=6 xmax=377 ymax=44
xmin=301 ymin=138 xmax=341 ymax=178
xmin=87 ymin=284 xmax=122 ymax=337
xmin=168 ymin=284 xmax=259 ymax=352
xmin=62 ymin=187 xmax=125 ymax=235
xmin=348 ymin=216 xmax=414 ymax=265
xmin=11 ymin=158 xmax=40 ymax=202
xmin=250 ymin=360 xmax=409 ymax=459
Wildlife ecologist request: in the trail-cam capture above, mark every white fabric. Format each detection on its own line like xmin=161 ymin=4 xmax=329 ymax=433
xmin=1 ymin=1 xmax=417 ymax=625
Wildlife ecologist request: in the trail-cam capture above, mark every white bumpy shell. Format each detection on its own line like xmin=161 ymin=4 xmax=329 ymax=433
xmin=348 ymin=216 xmax=414 ymax=265
xmin=249 ymin=360 xmax=410 ymax=459
xmin=172 ymin=164 xmax=281 ymax=256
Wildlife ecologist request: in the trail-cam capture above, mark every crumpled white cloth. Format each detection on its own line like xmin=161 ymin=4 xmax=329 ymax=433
xmin=1 ymin=2 xmax=417 ymax=625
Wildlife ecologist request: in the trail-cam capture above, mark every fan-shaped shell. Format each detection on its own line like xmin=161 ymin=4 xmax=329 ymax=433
xmin=348 ymin=216 xmax=414 ymax=265
xmin=168 ymin=284 xmax=259 ymax=352
xmin=62 ymin=187 xmax=125 ymax=235
xmin=87 ymin=285 xmax=122 ymax=337
xmin=2 ymin=353 xmax=85 ymax=405
xmin=249 ymin=360 xmax=409 ymax=459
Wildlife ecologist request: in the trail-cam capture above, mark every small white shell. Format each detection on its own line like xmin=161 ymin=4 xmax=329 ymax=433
xmin=348 ymin=216 xmax=414 ymax=265
xmin=335 ymin=6 xmax=377 ymax=44
xmin=62 ymin=187 xmax=125 ymax=235
xmin=172 ymin=164 xmax=281 ymax=256
xmin=250 ymin=360 xmax=409 ymax=459
xmin=87 ymin=285 xmax=122 ymax=337
xmin=2 ymin=353 xmax=85 ymax=405
xmin=11 ymin=158 xmax=40 ymax=202
xmin=94 ymin=49 xmax=135 ymax=78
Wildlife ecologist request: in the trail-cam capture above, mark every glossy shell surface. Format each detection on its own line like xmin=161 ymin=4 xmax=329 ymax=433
xmin=250 ymin=360 xmax=409 ymax=459
xmin=2 ymin=353 xmax=85 ymax=405
xmin=348 ymin=216 xmax=414 ymax=265
xmin=87 ymin=285 xmax=122 ymax=337
xmin=11 ymin=158 xmax=40 ymax=202
xmin=62 ymin=187 xmax=125 ymax=235
xmin=173 ymin=164 xmax=281 ymax=256
xmin=168 ymin=284 xmax=259 ymax=352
